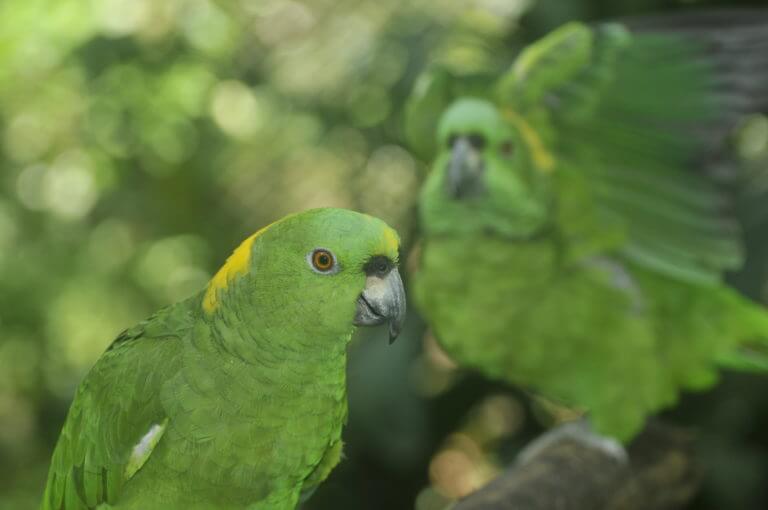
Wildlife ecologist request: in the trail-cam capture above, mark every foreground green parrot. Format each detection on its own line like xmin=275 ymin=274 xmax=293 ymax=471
xmin=410 ymin=12 xmax=768 ymax=441
xmin=41 ymin=208 xmax=405 ymax=509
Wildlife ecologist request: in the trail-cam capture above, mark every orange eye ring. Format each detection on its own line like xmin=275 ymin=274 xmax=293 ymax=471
xmin=310 ymin=249 xmax=336 ymax=273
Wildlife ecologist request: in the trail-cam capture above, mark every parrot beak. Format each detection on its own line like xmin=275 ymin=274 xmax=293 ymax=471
xmin=354 ymin=267 xmax=406 ymax=344
xmin=446 ymin=136 xmax=484 ymax=199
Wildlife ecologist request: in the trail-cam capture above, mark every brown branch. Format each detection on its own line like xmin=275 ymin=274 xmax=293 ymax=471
xmin=454 ymin=422 xmax=699 ymax=510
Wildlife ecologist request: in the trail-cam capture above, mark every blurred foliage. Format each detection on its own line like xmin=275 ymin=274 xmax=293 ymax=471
xmin=1 ymin=0 xmax=768 ymax=509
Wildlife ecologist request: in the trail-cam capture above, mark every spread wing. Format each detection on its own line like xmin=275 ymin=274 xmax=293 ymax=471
xmin=500 ymin=12 xmax=768 ymax=284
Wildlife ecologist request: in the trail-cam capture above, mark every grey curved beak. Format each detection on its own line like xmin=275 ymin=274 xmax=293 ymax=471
xmin=353 ymin=268 xmax=406 ymax=344
xmin=446 ymin=136 xmax=484 ymax=199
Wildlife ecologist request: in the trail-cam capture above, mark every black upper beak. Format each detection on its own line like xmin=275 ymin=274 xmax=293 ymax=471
xmin=446 ymin=136 xmax=485 ymax=199
xmin=353 ymin=268 xmax=406 ymax=344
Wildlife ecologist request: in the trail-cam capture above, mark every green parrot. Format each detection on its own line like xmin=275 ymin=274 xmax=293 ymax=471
xmin=41 ymin=208 xmax=406 ymax=510
xmin=410 ymin=12 xmax=768 ymax=441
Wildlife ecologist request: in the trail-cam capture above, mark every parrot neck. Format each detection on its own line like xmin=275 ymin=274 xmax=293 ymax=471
xmin=189 ymin=295 xmax=350 ymax=438
xmin=199 ymin=288 xmax=352 ymax=377
xmin=210 ymin=313 xmax=349 ymax=365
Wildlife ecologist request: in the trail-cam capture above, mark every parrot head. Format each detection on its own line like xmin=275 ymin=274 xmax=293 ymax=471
xmin=420 ymin=97 xmax=553 ymax=238
xmin=203 ymin=208 xmax=406 ymax=343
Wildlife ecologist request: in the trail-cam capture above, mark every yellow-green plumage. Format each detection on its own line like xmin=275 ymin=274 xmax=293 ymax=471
xmin=410 ymin=12 xmax=768 ymax=440
xmin=42 ymin=208 xmax=405 ymax=509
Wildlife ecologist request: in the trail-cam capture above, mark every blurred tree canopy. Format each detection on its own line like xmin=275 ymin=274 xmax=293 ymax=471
xmin=1 ymin=0 xmax=768 ymax=509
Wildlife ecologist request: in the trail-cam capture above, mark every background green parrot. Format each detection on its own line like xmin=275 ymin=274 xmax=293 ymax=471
xmin=41 ymin=208 xmax=405 ymax=510
xmin=409 ymin=11 xmax=768 ymax=441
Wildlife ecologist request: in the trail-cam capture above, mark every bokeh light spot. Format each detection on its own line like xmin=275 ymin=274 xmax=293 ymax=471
xmin=210 ymin=81 xmax=265 ymax=140
xmin=134 ymin=235 xmax=210 ymax=302
xmin=96 ymin=0 xmax=151 ymax=37
xmin=42 ymin=150 xmax=99 ymax=220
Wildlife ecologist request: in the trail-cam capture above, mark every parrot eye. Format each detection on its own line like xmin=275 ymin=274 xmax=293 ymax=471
xmin=308 ymin=248 xmax=337 ymax=274
xmin=500 ymin=140 xmax=514 ymax=157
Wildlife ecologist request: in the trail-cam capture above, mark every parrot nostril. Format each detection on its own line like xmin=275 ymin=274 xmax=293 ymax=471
xmin=363 ymin=255 xmax=393 ymax=277
xmin=467 ymin=133 xmax=486 ymax=150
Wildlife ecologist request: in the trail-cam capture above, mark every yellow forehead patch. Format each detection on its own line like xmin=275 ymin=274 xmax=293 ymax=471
xmin=503 ymin=109 xmax=555 ymax=173
xmin=202 ymin=222 xmax=274 ymax=313
xmin=380 ymin=226 xmax=400 ymax=258
xmin=361 ymin=213 xmax=400 ymax=258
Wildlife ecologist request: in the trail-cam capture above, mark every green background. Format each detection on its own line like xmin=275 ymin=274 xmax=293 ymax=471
xmin=1 ymin=0 xmax=767 ymax=508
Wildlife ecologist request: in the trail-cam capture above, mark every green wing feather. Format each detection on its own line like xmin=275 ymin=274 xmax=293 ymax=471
xmin=499 ymin=14 xmax=768 ymax=285
xmin=41 ymin=303 xmax=194 ymax=510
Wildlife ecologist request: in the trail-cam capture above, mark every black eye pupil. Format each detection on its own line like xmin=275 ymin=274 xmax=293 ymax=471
xmin=312 ymin=250 xmax=334 ymax=271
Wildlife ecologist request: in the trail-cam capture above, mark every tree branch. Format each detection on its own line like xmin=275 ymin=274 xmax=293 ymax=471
xmin=454 ymin=422 xmax=699 ymax=510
